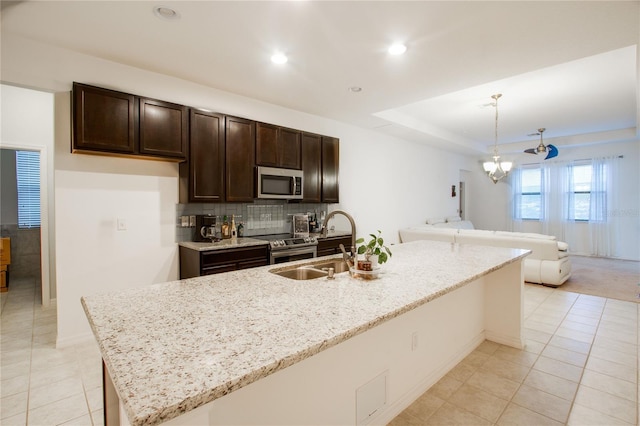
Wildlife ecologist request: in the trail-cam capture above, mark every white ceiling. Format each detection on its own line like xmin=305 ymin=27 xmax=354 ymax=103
xmin=2 ymin=1 xmax=638 ymax=156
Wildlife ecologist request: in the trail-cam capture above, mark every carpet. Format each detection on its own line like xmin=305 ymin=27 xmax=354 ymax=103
xmin=553 ymin=255 xmax=640 ymax=303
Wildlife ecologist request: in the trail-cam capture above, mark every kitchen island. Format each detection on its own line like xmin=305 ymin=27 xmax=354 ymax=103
xmin=82 ymin=240 xmax=528 ymax=426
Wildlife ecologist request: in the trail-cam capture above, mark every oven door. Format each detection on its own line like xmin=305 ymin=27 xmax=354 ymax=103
xmin=270 ymin=246 xmax=317 ymax=265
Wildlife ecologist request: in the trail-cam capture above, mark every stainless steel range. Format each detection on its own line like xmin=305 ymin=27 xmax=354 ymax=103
xmin=253 ymin=233 xmax=318 ymax=264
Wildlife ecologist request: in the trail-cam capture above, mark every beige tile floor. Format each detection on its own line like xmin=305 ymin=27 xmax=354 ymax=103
xmin=1 ymin=276 xmax=638 ymax=425
xmin=1 ymin=277 xmax=103 ymax=425
xmin=390 ymin=283 xmax=639 ymax=425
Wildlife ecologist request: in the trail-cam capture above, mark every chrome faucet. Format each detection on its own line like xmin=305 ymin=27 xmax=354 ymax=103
xmin=321 ymin=210 xmax=357 ymax=257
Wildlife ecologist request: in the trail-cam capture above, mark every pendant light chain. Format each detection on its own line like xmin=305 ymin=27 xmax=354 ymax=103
xmin=493 ymin=94 xmax=500 ymax=156
xmin=482 ymin=93 xmax=512 ymax=183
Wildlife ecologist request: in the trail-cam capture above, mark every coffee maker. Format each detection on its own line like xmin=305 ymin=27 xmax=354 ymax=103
xmin=195 ymin=214 xmax=217 ymax=242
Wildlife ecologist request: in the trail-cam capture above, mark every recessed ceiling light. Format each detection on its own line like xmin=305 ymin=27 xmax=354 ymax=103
xmin=271 ymin=53 xmax=288 ymax=64
xmin=153 ymin=6 xmax=180 ymax=20
xmin=388 ymin=43 xmax=407 ymax=55
xmin=348 ymin=86 xmax=362 ymax=93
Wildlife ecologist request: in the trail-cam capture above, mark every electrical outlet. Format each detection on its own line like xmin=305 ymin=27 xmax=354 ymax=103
xmin=189 ymin=215 xmax=196 ymax=227
xmin=411 ymin=331 xmax=419 ymax=351
xmin=181 ymin=216 xmax=189 ymax=227
xmin=117 ymin=218 xmax=127 ymax=231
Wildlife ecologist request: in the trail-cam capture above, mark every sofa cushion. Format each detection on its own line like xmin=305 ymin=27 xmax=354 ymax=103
xmin=456 ymin=220 xmax=475 ymax=230
xmin=398 ymin=222 xmax=571 ymax=286
xmin=426 ymin=217 xmax=446 ymax=225
xmin=557 ymin=241 xmax=569 ymax=251
xmin=432 ymin=222 xmax=451 ymax=228
xmin=399 ymin=227 xmax=456 ymax=243
xmin=495 ymin=231 xmax=556 ymax=240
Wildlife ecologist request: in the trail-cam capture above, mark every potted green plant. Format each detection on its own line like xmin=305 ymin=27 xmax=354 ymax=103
xmin=356 ymin=230 xmax=392 ymax=268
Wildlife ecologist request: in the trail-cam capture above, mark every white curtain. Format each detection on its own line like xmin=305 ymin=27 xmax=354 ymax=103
xmin=509 ymin=168 xmax=523 ymax=232
xmin=589 ymin=156 xmax=620 ymax=257
xmin=510 ymin=156 xmax=621 ymax=257
xmin=541 ymin=161 xmax=569 ymax=241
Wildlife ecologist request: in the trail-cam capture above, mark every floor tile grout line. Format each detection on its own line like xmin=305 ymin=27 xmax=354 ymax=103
xmin=561 ymin=291 xmax=604 ymax=425
xmin=79 ymin=348 xmax=98 ymax=426
xmin=26 ymin=277 xmax=38 ymax=425
xmin=440 ymin=283 xmax=558 ymax=424
xmin=25 ymin=279 xmax=37 ymax=426
xmin=517 ymin=287 xmax=638 ymax=423
xmin=519 ymin=286 xmax=578 ymax=424
xmin=563 ymin=293 xmax=639 ymax=424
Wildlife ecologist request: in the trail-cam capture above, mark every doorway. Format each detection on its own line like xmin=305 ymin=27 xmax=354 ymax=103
xmin=459 ymin=169 xmax=473 ymax=221
xmin=0 ymin=146 xmax=52 ymax=308
xmin=459 ymin=181 xmax=466 ymax=220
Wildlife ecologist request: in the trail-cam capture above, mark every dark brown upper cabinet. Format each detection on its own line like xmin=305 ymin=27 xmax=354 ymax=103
xmin=139 ymin=98 xmax=188 ymax=159
xmin=256 ymin=122 xmax=301 ymax=169
xmin=321 ymin=136 xmax=340 ymax=203
xmin=73 ymin=82 xmax=137 ymax=154
xmin=72 ymin=82 xmax=187 ymax=161
xmin=225 ymin=116 xmax=255 ymax=202
xmin=179 ymin=109 xmax=225 ymax=203
xmin=301 ymin=132 xmax=322 ymax=202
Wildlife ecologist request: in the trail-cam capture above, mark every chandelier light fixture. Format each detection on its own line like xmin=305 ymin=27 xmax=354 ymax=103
xmin=482 ymin=93 xmax=513 ymax=184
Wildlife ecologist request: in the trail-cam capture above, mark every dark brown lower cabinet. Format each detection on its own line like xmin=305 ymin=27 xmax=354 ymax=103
xmin=180 ymin=245 xmax=268 ymax=279
xmin=317 ymin=235 xmax=353 ymax=258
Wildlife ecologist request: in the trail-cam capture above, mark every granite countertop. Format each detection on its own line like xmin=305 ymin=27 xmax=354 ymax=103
xmin=81 ymin=240 xmax=528 ymax=426
xmin=178 ymin=230 xmax=351 ymax=252
xmin=178 ymin=237 xmax=269 ymax=251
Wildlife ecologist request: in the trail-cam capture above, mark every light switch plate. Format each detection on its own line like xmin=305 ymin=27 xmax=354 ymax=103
xmin=189 ymin=215 xmax=196 ymax=227
xmin=117 ymin=218 xmax=127 ymax=231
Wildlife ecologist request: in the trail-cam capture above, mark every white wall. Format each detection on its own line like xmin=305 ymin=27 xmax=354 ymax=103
xmin=0 ymin=84 xmax=56 ymax=302
xmin=467 ymin=139 xmax=640 ymax=260
xmin=2 ymin=34 xmax=471 ymax=344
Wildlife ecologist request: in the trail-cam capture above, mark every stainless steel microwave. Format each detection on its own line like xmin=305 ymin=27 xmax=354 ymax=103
xmin=256 ymin=166 xmax=303 ymax=200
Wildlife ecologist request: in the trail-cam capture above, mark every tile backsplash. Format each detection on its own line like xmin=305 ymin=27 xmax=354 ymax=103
xmin=176 ymin=200 xmax=329 ymax=242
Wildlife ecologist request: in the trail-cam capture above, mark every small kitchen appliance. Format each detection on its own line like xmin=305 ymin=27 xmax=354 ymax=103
xmin=195 ymin=214 xmax=218 ymax=242
xmin=292 ymin=214 xmax=310 ymax=238
xmin=256 ymin=166 xmax=303 ymax=200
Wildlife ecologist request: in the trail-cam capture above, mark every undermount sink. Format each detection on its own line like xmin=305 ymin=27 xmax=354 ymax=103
xmin=272 ymin=268 xmax=328 ymax=280
xmin=310 ymin=259 xmax=350 ymax=273
xmin=270 ymin=259 xmax=350 ymax=280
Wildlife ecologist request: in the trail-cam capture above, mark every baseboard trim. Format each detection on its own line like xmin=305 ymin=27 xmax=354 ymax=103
xmin=366 ymin=331 xmax=486 ymax=425
xmin=56 ymin=332 xmax=95 ymax=349
xmin=485 ymin=330 xmax=524 ymax=350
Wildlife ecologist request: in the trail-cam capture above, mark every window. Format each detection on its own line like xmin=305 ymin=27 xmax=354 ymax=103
xmin=568 ymin=163 xmax=605 ymax=222
xmin=15 ymin=150 xmax=40 ymax=228
xmin=519 ymin=167 xmax=541 ymax=220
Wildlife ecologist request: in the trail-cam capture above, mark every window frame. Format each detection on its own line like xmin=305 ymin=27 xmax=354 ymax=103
xmin=567 ymin=162 xmax=599 ymax=223
xmin=15 ymin=150 xmax=41 ymax=229
xmin=518 ymin=166 xmax=542 ymax=221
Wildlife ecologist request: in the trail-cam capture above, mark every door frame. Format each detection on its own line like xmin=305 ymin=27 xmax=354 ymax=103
xmin=0 ymin=143 xmax=52 ymax=308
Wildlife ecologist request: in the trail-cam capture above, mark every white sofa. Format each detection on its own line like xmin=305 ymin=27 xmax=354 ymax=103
xmin=399 ymin=218 xmax=572 ymax=287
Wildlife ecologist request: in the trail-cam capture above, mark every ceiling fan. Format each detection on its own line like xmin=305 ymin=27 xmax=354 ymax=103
xmin=524 ymin=128 xmax=558 ymax=160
